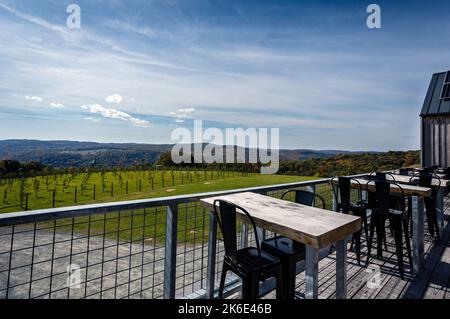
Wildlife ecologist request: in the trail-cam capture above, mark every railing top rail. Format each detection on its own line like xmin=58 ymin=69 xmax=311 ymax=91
xmin=0 ymin=172 xmax=373 ymax=226
xmin=0 ymin=177 xmax=331 ymax=226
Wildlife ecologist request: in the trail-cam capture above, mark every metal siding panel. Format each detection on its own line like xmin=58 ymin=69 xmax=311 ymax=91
xmin=437 ymin=119 xmax=443 ymax=166
xmin=431 ymin=119 xmax=436 ymax=166
xmin=428 ymin=73 xmax=446 ymax=115
xmin=429 ymin=120 xmax=434 ymax=166
xmin=421 ymin=74 xmax=439 ymax=115
xmin=447 ymin=120 xmax=450 ymax=167
xmin=420 ymin=118 xmax=424 ymax=166
xmin=423 ymin=119 xmax=428 ymax=166
xmin=424 ymin=118 xmax=432 ymax=166
xmin=435 ymin=119 xmax=440 ymax=166
xmin=439 ymin=117 xmax=446 ymax=166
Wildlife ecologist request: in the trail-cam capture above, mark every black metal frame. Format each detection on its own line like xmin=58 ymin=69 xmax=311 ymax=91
xmin=365 ymin=180 xmax=413 ymax=279
xmin=329 ymin=176 xmax=368 ymax=264
xmin=213 ymin=199 xmax=283 ymax=299
xmin=281 ymin=189 xmax=326 ymax=209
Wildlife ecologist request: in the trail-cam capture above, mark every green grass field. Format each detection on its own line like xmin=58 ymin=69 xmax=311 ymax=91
xmin=0 ymin=169 xmax=313 ymax=213
xmin=0 ymin=170 xmax=316 ymax=244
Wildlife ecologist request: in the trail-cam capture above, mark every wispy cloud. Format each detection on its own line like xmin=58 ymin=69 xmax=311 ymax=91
xmin=25 ymin=96 xmax=43 ymax=102
xmin=81 ymin=104 xmax=150 ymax=127
xmin=0 ymin=2 xmax=67 ymax=36
xmin=105 ymin=20 xmax=156 ymax=38
xmin=169 ymin=108 xmax=195 ymax=123
xmin=1 ymin=1 xmax=448 ymax=149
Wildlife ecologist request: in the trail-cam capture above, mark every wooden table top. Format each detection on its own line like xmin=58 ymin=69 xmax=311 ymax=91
xmin=388 ymin=174 xmax=450 ymax=187
xmin=413 ymin=168 xmax=446 ymax=179
xmin=341 ymin=178 xmax=432 ymax=197
xmin=200 ymin=192 xmax=361 ymax=249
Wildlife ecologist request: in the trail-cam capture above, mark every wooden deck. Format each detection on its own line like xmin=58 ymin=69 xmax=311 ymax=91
xmin=229 ymin=195 xmax=450 ymax=299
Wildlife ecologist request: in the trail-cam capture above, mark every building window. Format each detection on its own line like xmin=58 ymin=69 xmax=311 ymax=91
xmin=441 ymin=71 xmax=450 ymax=100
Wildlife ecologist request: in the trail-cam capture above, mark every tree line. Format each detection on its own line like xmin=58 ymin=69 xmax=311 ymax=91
xmin=278 ymin=151 xmax=420 ymax=177
xmin=1 ymin=150 xmax=421 ymax=181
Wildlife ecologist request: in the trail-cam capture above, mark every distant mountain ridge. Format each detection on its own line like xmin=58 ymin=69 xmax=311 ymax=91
xmin=0 ymin=139 xmax=370 ymax=168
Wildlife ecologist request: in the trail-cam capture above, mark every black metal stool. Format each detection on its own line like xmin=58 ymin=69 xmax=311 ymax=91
xmin=214 ymin=200 xmax=284 ymax=299
xmin=366 ymin=180 xmax=412 ymax=279
xmin=261 ymin=190 xmax=325 ymax=299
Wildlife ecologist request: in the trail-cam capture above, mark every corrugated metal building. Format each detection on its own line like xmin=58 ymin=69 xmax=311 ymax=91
xmin=420 ymin=71 xmax=450 ymax=168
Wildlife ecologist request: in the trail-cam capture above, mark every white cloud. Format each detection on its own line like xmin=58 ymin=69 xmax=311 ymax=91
xmin=25 ymin=96 xmax=43 ymax=102
xmin=169 ymin=108 xmax=195 ymax=123
xmin=105 ymin=94 xmax=123 ymax=104
xmin=81 ymin=104 xmax=150 ymax=127
xmin=84 ymin=117 xmax=100 ymax=123
xmin=50 ymin=102 xmax=64 ymax=108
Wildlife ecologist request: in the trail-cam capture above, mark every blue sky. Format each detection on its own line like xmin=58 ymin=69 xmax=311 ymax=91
xmin=0 ymin=0 xmax=449 ymax=150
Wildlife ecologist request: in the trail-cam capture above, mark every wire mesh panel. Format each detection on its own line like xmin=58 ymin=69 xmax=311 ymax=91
xmin=0 ymin=177 xmax=366 ymax=299
xmin=174 ymin=201 xmax=209 ymax=297
xmin=0 ymin=208 xmax=168 ymax=299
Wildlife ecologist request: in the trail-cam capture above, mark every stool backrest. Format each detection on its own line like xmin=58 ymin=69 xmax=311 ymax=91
xmin=374 ymin=180 xmax=391 ymax=214
xmin=338 ymin=177 xmax=351 ymax=209
xmin=213 ymin=200 xmax=261 ymax=263
xmin=418 ymin=173 xmax=432 ymax=188
xmin=399 ymin=168 xmax=412 ymax=176
xmin=444 ymin=167 xmax=450 ymax=180
xmin=281 ymin=189 xmax=326 ymax=209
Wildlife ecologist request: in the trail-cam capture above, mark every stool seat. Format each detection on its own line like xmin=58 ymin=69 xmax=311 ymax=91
xmin=261 ymin=237 xmax=305 ymax=259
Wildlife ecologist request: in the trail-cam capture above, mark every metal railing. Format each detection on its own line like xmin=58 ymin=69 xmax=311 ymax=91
xmin=0 ymin=176 xmax=367 ymax=299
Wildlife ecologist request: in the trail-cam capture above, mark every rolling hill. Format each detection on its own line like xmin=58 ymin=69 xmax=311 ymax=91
xmin=0 ymin=139 xmax=366 ymax=168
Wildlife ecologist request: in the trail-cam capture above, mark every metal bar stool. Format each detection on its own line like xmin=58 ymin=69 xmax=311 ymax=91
xmin=214 ymin=200 xmax=284 ymax=299
xmin=260 ymin=190 xmax=325 ymax=299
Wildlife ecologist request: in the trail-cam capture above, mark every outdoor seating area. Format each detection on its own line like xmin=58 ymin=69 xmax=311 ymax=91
xmin=195 ymin=167 xmax=449 ymax=299
xmin=2 ymin=168 xmax=448 ymax=300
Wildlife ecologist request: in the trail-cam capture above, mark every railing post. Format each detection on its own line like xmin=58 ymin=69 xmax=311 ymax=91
xmin=411 ymin=195 xmax=424 ymax=274
xmin=436 ymin=187 xmax=444 ymax=241
xmin=163 ymin=204 xmax=178 ymax=299
xmin=206 ymin=210 xmax=217 ymax=299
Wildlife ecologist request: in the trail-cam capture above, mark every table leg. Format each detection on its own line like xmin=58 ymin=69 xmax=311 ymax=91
xmin=436 ymin=187 xmax=444 ymax=241
xmin=411 ymin=195 xmax=424 ymax=274
xmin=305 ymin=246 xmax=319 ymax=299
xmin=335 ymin=239 xmax=347 ymax=299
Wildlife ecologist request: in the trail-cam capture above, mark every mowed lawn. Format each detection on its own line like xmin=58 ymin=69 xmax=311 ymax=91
xmin=0 ymin=170 xmax=313 ymax=213
xmin=0 ymin=171 xmax=316 ymax=244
